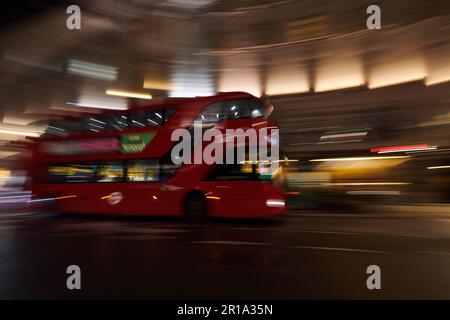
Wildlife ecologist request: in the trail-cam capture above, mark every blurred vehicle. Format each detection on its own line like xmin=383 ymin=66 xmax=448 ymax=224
xmin=29 ymin=92 xmax=286 ymax=218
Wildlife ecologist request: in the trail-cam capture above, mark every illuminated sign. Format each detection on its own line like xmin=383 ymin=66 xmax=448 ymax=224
xmin=121 ymin=132 xmax=156 ymax=154
xmin=42 ymin=137 xmax=120 ymax=155
xmin=42 ymin=133 xmax=156 ymax=156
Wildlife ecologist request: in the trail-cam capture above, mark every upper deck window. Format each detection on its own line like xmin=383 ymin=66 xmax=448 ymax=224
xmin=44 ymin=106 xmax=177 ymax=136
xmin=129 ymin=107 xmax=176 ymax=129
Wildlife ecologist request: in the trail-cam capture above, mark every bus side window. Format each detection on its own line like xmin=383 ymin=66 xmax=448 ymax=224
xmin=130 ymin=107 xmax=177 ymax=129
xmin=48 ymin=163 xmax=98 ymax=183
xmin=127 ymin=159 xmax=159 ymax=182
xmin=96 ymin=161 xmax=125 ymax=182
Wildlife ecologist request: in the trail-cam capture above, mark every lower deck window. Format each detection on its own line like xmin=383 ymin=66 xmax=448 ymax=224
xmin=97 ymin=162 xmax=124 ymax=182
xmin=48 ymin=164 xmax=97 ymax=183
xmin=127 ymin=160 xmax=159 ymax=182
xmin=47 ymin=158 xmax=179 ymax=183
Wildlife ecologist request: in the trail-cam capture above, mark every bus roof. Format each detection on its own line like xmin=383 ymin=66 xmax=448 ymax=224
xmin=127 ymin=91 xmax=257 ymax=111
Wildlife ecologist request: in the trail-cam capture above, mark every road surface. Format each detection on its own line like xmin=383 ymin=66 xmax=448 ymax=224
xmin=1 ymin=209 xmax=450 ymax=299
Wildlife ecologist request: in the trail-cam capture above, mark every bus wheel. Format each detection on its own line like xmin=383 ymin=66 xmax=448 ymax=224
xmin=184 ymin=192 xmax=207 ymax=219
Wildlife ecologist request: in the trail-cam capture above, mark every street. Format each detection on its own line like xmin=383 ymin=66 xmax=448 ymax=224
xmin=1 ymin=209 xmax=450 ymax=299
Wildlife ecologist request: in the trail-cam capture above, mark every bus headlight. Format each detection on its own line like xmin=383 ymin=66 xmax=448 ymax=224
xmin=266 ymin=199 xmax=285 ymax=207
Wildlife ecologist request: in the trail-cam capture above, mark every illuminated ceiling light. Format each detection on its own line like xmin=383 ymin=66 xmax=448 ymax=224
xmin=425 ymin=57 xmax=450 ymax=86
xmin=316 ymin=139 xmax=363 ymax=145
xmin=0 ymin=169 xmax=11 ymax=177
xmin=4 ymin=52 xmax=62 ymax=72
xmin=427 ymin=165 xmax=450 ymax=170
xmin=2 ymin=115 xmax=37 ymax=126
xmin=0 ymin=127 xmax=38 ymax=137
xmin=418 ymin=111 xmax=450 ymax=128
xmin=143 ymin=77 xmax=171 ymax=91
xmin=297 ymin=126 xmax=341 ymax=133
xmin=368 ymin=57 xmax=426 ymax=89
xmin=324 ymin=182 xmax=410 ymax=186
xmin=371 ymin=144 xmax=437 ymax=154
xmin=314 ymin=56 xmax=365 ymax=92
xmin=218 ymin=68 xmax=261 ymax=97
xmin=66 ymin=101 xmax=128 ymax=111
xmin=161 ymin=0 xmax=217 ymax=9
xmin=68 ymin=88 xmax=129 ymax=111
xmin=106 ymin=89 xmax=152 ymax=100
xmin=67 ymin=59 xmax=118 ymax=81
xmin=49 ymin=105 xmax=103 ymax=114
xmin=0 ymin=133 xmax=20 ymax=142
xmin=309 ymin=156 xmax=410 ymax=162
xmin=320 ymin=132 xmax=368 ymax=140
xmin=426 ymin=77 xmax=450 ymax=86
xmin=315 ymin=76 xmax=364 ymax=92
xmin=347 ymin=190 xmax=402 ymax=195
xmin=265 ymin=66 xmax=309 ymax=95
xmin=169 ymin=65 xmax=214 ymax=97
xmin=369 ymin=78 xmax=425 ymax=89
xmin=326 ymin=128 xmax=372 ymax=134
xmin=0 ymin=151 xmax=20 ymax=158
xmin=419 ymin=119 xmax=450 ymax=127
xmin=274 ymin=159 xmax=299 ymax=163
xmin=0 ymin=126 xmax=42 ymax=137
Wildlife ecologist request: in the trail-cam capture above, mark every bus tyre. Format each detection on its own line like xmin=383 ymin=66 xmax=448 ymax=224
xmin=184 ymin=193 xmax=207 ymax=219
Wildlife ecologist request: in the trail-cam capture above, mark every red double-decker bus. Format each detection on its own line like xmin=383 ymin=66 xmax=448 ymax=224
xmin=29 ymin=92 xmax=286 ymax=218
